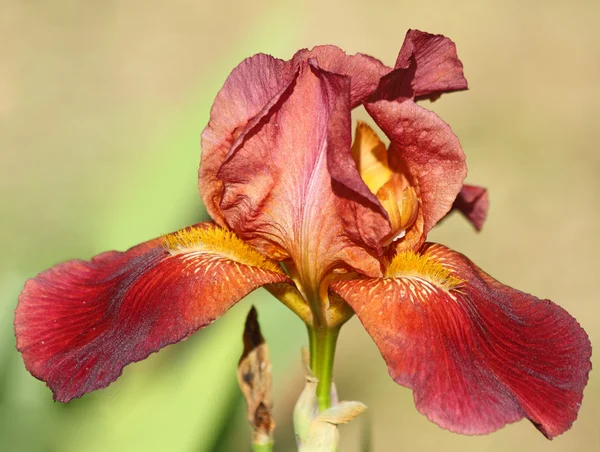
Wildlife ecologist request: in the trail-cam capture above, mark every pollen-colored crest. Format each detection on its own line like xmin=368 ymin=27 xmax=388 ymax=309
xmin=385 ymin=249 xmax=463 ymax=290
xmin=162 ymin=226 xmax=283 ymax=274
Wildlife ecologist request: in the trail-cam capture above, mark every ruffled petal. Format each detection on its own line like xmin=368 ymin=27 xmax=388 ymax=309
xmin=15 ymin=223 xmax=289 ymax=402
xmin=331 ymin=244 xmax=591 ymax=438
xmin=396 ymin=29 xmax=468 ymax=101
xmin=200 ymin=48 xmax=389 ymax=226
xmin=217 ymin=61 xmax=390 ymax=289
xmin=200 ymin=54 xmax=295 ymax=224
xmin=451 ymin=184 xmax=489 ymax=231
xmin=292 ymin=46 xmax=390 ymax=107
xmin=365 ymin=100 xmax=467 ymax=245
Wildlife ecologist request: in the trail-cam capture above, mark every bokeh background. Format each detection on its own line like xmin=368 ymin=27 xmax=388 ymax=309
xmin=1 ymin=1 xmax=598 ymax=451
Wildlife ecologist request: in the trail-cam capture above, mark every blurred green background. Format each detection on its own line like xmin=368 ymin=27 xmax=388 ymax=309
xmin=1 ymin=1 xmax=598 ymax=451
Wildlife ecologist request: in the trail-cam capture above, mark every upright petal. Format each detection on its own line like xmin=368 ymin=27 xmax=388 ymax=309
xmin=351 ymin=121 xmax=392 ymax=195
xmin=331 ymin=244 xmax=591 ymax=438
xmin=365 ymin=100 xmax=467 ymax=246
xmin=200 ymin=54 xmax=295 ymax=224
xmin=396 ymin=29 xmax=468 ymax=101
xmin=292 ymin=46 xmax=391 ymax=107
xmin=351 ymin=121 xmax=421 ymax=248
xmin=450 ymin=184 xmax=489 ymax=231
xmin=15 ymin=223 xmax=289 ymax=402
xmin=217 ymin=61 xmax=390 ymax=291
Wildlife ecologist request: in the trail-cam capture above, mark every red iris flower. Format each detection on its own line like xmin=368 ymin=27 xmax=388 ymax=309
xmin=15 ymin=30 xmax=591 ymax=439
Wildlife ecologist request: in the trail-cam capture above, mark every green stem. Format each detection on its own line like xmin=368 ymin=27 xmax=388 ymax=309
xmin=252 ymin=441 xmax=273 ymax=452
xmin=307 ymin=325 xmax=340 ymax=412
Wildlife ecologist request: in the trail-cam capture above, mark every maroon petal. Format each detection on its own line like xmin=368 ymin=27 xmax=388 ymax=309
xmin=451 ymin=184 xmax=489 ymax=231
xmin=396 ymin=29 xmax=468 ymax=101
xmin=365 ymin=99 xmax=467 ymax=243
xmin=15 ymin=223 xmax=289 ymax=402
xmin=200 ymin=54 xmax=295 ymax=225
xmin=331 ymin=243 xmax=591 ymax=438
xmin=292 ymin=46 xmax=391 ymax=107
xmin=217 ymin=60 xmax=390 ymax=288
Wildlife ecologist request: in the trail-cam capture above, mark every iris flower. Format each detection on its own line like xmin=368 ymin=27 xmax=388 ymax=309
xmin=15 ymin=30 xmax=591 ymax=439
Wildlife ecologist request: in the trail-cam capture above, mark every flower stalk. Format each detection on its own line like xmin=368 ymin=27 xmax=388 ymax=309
xmin=308 ymin=325 xmax=340 ymax=412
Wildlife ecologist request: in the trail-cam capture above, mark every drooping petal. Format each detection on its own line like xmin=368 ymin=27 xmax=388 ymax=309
xmin=15 ymin=223 xmax=289 ymax=402
xmin=331 ymin=244 xmax=591 ymax=438
xmin=200 ymin=54 xmax=295 ymax=225
xmin=451 ymin=184 xmax=489 ymax=231
xmin=395 ymin=29 xmax=468 ymax=101
xmin=292 ymin=46 xmax=391 ymax=107
xmin=365 ymin=100 xmax=467 ymax=246
xmin=217 ymin=61 xmax=390 ymax=290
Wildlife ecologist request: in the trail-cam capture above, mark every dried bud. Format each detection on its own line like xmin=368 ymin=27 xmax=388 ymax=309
xmin=237 ymin=306 xmax=275 ymax=446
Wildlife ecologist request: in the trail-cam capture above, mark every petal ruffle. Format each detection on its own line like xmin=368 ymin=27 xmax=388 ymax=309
xmin=331 ymin=244 xmax=591 ymax=438
xmin=292 ymin=46 xmax=390 ymax=107
xmin=217 ymin=61 xmax=390 ymax=288
xmin=365 ymin=100 xmax=467 ymax=246
xmin=451 ymin=184 xmax=489 ymax=231
xmin=200 ymin=54 xmax=295 ymax=225
xmin=15 ymin=223 xmax=289 ymax=402
xmin=395 ymin=29 xmax=468 ymax=101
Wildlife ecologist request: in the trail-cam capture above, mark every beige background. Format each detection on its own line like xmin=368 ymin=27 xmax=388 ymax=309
xmin=1 ymin=1 xmax=598 ymax=451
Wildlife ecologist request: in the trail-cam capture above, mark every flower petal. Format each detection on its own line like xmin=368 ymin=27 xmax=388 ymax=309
xmin=331 ymin=244 xmax=591 ymax=438
xmin=365 ymin=100 xmax=467 ymax=244
xmin=350 ymin=121 xmax=423 ymax=249
xmin=451 ymin=184 xmax=489 ymax=231
xmin=200 ymin=54 xmax=295 ymax=225
xmin=15 ymin=223 xmax=289 ymax=402
xmin=217 ymin=61 xmax=390 ymax=287
xmin=396 ymin=29 xmax=468 ymax=101
xmin=351 ymin=121 xmax=392 ymax=195
xmin=292 ymin=46 xmax=390 ymax=107
xmin=200 ymin=49 xmax=389 ymax=226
